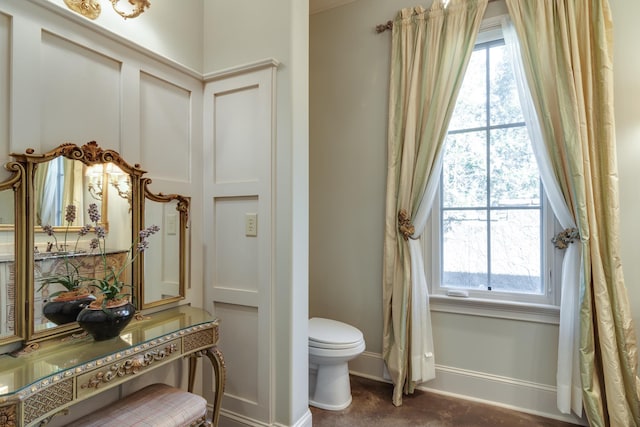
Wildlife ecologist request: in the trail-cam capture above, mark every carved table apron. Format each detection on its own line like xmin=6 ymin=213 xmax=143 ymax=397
xmin=0 ymin=305 xmax=225 ymax=427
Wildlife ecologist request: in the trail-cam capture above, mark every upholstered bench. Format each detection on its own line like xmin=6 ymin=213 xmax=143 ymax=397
xmin=67 ymin=383 xmax=211 ymax=427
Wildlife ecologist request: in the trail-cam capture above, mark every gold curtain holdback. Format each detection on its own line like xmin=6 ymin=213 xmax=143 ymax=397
xmin=551 ymin=227 xmax=580 ymax=250
xmin=398 ymin=209 xmax=415 ymax=241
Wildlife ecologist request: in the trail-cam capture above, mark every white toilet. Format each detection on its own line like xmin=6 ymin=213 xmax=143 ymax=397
xmin=308 ymin=317 xmax=365 ymax=410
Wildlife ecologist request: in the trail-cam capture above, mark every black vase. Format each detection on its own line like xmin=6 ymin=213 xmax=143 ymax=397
xmin=76 ymin=302 xmax=136 ymax=341
xmin=42 ymin=294 xmax=96 ymax=325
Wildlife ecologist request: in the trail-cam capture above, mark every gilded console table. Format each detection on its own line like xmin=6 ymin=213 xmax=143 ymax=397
xmin=0 ymin=305 xmax=225 ymax=427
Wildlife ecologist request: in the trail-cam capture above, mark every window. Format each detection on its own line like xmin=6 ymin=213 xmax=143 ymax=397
xmin=428 ymin=27 xmax=560 ymax=310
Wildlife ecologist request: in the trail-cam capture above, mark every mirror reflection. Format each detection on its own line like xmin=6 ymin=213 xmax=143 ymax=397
xmin=0 ymin=187 xmax=16 ymax=340
xmin=32 ymin=161 xmax=133 ymax=333
xmin=141 ymin=181 xmax=188 ymax=309
xmin=0 ymin=189 xmax=14 ymax=225
xmin=143 ymin=199 xmax=180 ymax=305
xmin=0 ymin=161 xmax=25 ymax=346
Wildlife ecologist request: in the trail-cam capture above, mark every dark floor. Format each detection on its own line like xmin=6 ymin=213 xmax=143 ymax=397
xmin=310 ymin=375 xmax=581 ymax=427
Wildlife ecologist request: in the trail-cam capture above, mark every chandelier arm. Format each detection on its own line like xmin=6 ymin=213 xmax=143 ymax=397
xmin=110 ymin=0 xmax=151 ymax=19
xmin=63 ymin=0 xmax=102 ymax=20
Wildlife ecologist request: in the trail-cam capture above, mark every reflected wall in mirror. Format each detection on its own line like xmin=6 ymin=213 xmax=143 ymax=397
xmin=0 ymin=188 xmax=15 ymax=226
xmin=11 ymin=141 xmax=145 ymax=344
xmin=0 ymin=162 xmax=26 ymax=346
xmin=140 ymin=178 xmax=188 ymax=309
xmin=31 ymin=157 xmax=113 ymax=232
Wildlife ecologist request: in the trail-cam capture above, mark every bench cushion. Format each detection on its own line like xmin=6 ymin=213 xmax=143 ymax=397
xmin=67 ymin=383 xmax=209 ymax=427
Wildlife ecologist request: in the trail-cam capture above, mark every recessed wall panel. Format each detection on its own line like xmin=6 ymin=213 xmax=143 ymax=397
xmin=213 ymin=86 xmax=260 ymax=184
xmin=40 ymin=32 xmax=120 ymax=147
xmin=213 ymin=302 xmax=259 ymax=403
xmin=140 ymin=72 xmax=191 ymax=182
xmin=0 ymin=13 xmax=10 ymax=166
xmin=214 ymin=196 xmax=259 ymax=292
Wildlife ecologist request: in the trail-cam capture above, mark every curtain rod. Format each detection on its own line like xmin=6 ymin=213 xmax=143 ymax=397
xmin=375 ymin=0 xmax=498 ymax=33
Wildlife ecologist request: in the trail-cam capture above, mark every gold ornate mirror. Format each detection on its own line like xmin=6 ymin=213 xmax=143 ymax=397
xmin=0 ymin=162 xmax=26 ymax=346
xmin=11 ymin=142 xmax=145 ymax=344
xmin=139 ymin=178 xmax=188 ymax=309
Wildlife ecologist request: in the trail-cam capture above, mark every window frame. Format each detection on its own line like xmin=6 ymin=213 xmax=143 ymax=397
xmin=424 ymin=19 xmax=562 ymax=323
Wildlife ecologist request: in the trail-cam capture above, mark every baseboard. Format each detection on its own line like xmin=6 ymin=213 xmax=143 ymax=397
xmin=349 ymin=351 xmax=587 ymax=426
xmin=210 ymin=405 xmax=312 ymax=427
xmin=276 ymin=409 xmax=312 ymax=427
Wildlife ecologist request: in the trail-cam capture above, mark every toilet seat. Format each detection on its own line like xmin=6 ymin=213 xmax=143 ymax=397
xmin=309 ymin=339 xmax=363 ymax=350
xmin=309 ymin=318 xmax=364 ymax=350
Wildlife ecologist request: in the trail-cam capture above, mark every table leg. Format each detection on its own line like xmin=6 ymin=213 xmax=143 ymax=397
xmin=187 ymin=354 xmax=198 ymax=393
xmin=203 ymin=347 xmax=225 ymax=427
xmin=186 ymin=347 xmax=225 ymax=426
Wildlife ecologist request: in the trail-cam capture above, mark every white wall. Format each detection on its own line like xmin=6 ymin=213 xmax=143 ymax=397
xmin=203 ymin=2 xmax=310 ymax=425
xmin=39 ymin=0 xmax=204 ymax=73
xmin=310 ymin=0 xmax=639 ymax=423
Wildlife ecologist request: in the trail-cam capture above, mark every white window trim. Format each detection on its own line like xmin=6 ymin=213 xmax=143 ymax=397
xmin=429 ymin=294 xmax=560 ymax=325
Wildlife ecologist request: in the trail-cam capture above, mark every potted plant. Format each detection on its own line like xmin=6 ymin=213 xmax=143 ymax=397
xmin=38 ymin=204 xmax=97 ymax=325
xmin=75 ymin=209 xmax=160 ymax=341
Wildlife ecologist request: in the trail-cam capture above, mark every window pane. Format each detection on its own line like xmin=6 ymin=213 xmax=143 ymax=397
xmin=437 ymin=34 xmax=552 ymax=304
xmin=489 ymin=44 xmax=524 ymax=126
xmin=448 ymin=49 xmax=486 ymax=131
xmin=443 ymin=131 xmax=487 ymax=208
xmin=442 ymin=210 xmax=487 ymax=289
xmin=489 ymin=209 xmax=542 ymax=294
xmin=490 ymin=127 xmax=540 ymax=207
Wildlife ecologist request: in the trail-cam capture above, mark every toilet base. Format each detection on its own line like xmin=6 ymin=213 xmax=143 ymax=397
xmin=309 ymin=362 xmax=353 ymax=411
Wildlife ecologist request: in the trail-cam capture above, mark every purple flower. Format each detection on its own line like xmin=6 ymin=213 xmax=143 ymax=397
xmin=88 ymin=203 xmax=100 ymax=223
xmin=65 ymin=205 xmax=77 ymax=223
xmin=78 ymin=224 xmax=92 ymax=236
xmin=42 ymin=224 xmax=54 ymax=236
xmin=137 ymin=240 xmax=149 ymax=252
xmin=94 ymin=226 xmax=106 ymax=239
xmin=89 ymin=238 xmax=99 ymax=250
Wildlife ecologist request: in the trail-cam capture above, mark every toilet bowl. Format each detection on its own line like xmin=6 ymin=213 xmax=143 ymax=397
xmin=308 ymin=317 xmax=365 ymax=411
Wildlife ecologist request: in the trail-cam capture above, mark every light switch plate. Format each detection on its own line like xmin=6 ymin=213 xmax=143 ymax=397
xmin=245 ymin=213 xmax=257 ymax=236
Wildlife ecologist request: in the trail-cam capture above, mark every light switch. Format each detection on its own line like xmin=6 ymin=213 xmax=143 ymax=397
xmin=245 ymin=213 xmax=257 ymax=236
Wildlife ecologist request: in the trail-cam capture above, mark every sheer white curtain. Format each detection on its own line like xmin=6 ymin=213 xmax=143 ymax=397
xmin=40 ymin=158 xmax=60 ymax=226
xmin=502 ymin=17 xmax=583 ymax=416
xmin=408 ymin=152 xmax=445 ymax=383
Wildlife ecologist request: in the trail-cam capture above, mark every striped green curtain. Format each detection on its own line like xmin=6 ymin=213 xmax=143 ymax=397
xmin=382 ymin=0 xmax=487 ymax=406
xmin=506 ymin=0 xmax=640 ymax=424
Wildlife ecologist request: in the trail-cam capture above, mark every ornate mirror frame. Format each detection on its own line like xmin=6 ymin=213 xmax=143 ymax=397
xmin=0 ymin=161 xmax=26 ymax=346
xmin=11 ymin=142 xmax=145 ymax=345
xmin=139 ymin=178 xmax=189 ymax=309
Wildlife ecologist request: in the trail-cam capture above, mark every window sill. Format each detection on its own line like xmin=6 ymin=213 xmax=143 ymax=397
xmin=429 ymin=294 xmax=560 ymax=325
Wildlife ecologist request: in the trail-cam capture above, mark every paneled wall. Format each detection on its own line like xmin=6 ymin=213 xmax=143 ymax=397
xmin=0 ymin=12 xmax=9 ymax=167
xmin=0 ymin=1 xmax=204 ymax=424
xmin=203 ymin=64 xmax=277 ymax=425
xmin=1 ymin=1 xmax=311 ymax=426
